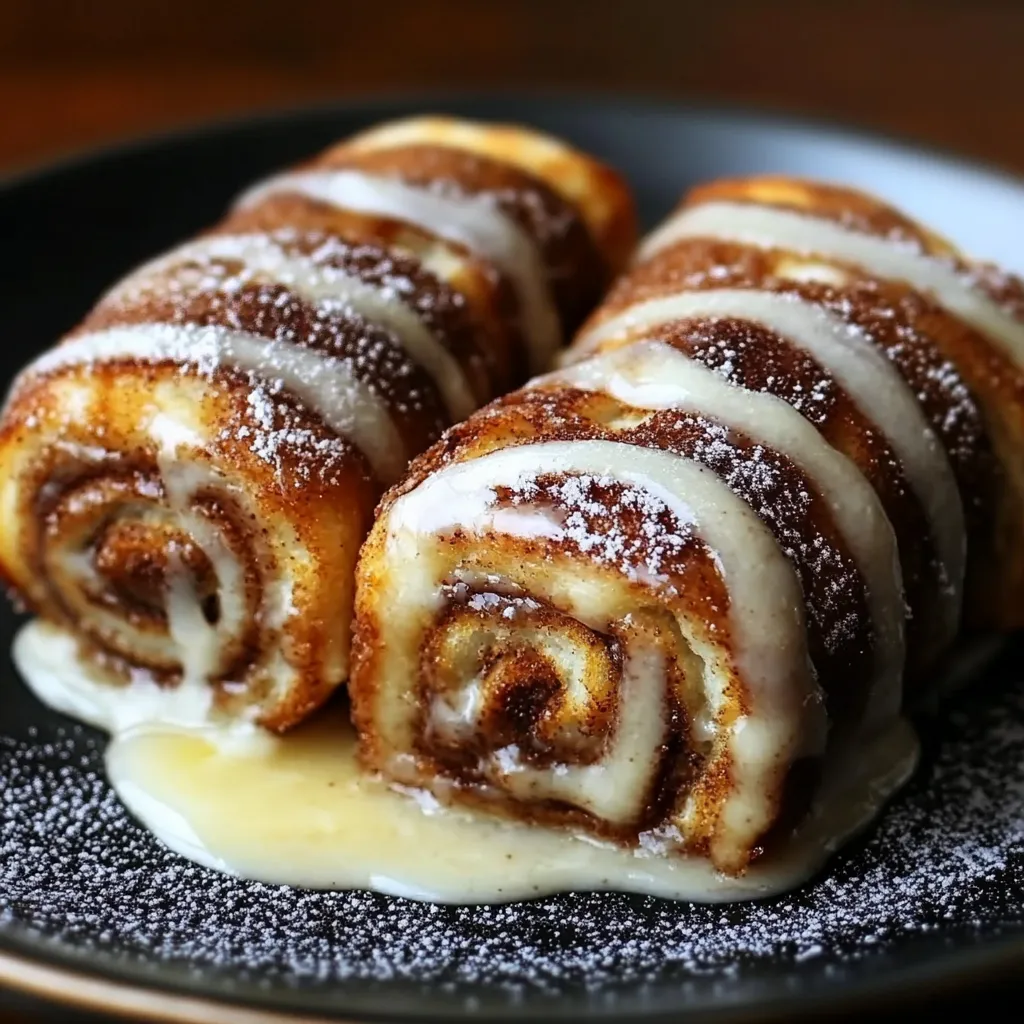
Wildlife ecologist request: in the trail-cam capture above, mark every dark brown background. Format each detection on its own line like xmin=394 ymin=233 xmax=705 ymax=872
xmin=3 ymin=0 xmax=1024 ymax=176
xmin=2 ymin=0 xmax=1022 ymax=1019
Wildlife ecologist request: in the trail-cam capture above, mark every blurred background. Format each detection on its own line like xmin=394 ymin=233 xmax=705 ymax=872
xmin=2 ymin=0 xmax=1023 ymax=176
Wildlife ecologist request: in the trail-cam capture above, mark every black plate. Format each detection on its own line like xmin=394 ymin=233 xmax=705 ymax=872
xmin=1 ymin=95 xmax=1023 ymax=1024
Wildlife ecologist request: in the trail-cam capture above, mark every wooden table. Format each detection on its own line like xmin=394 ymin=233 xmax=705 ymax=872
xmin=2 ymin=0 xmax=1022 ymax=1019
xmin=3 ymin=0 xmax=1024 ymax=177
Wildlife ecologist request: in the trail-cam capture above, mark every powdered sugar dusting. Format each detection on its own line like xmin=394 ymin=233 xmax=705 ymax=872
xmin=500 ymin=473 xmax=695 ymax=582
xmin=217 ymin=383 xmax=353 ymax=486
xmin=102 ymin=229 xmax=471 ymax=423
xmin=648 ymin=413 xmax=866 ymax=659
xmin=1 ymin=663 xmax=1022 ymax=1002
xmin=23 ymin=322 xmax=409 ymax=483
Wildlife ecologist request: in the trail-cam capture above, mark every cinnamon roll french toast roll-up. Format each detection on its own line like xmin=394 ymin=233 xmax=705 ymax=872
xmin=351 ymin=178 xmax=1018 ymax=874
xmin=0 ymin=116 xmax=635 ymax=731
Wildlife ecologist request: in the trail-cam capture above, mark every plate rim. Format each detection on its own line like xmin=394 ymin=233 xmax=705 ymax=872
xmin=2 ymin=86 xmax=1022 ymax=201
xmin=1 ymin=90 xmax=1023 ymax=1022
xmin=1 ymin=922 xmax=1023 ymax=1024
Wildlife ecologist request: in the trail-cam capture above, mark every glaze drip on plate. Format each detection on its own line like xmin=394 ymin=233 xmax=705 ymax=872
xmin=13 ymin=620 xmax=918 ymax=903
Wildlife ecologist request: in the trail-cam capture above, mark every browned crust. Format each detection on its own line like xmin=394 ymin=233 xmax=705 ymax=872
xmin=670 ymin=178 xmax=1024 ymax=604
xmin=218 ymin=228 xmax=499 ymax=402
xmin=683 ymin=176 xmax=956 ymax=254
xmin=678 ymin=175 xmax=1024 ymax=335
xmin=320 ymin=143 xmax=611 ymax=335
xmin=338 ymin=114 xmax=638 ymax=280
xmin=218 ymin=199 xmax=527 ymax=392
xmin=81 ymin=278 xmax=449 ymax=467
xmin=226 ymin=131 xmax=637 ymax=384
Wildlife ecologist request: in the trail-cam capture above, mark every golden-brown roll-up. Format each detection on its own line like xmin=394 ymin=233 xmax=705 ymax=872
xmin=350 ymin=177 xmax=1021 ymax=877
xmin=0 ymin=116 xmax=636 ymax=731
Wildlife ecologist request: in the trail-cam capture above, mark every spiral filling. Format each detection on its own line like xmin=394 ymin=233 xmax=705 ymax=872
xmin=353 ymin=437 xmax=828 ymax=871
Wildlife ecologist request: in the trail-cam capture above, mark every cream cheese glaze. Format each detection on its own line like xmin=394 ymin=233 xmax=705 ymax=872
xmin=638 ymin=200 xmax=1024 ymax=367
xmin=18 ymin=321 xmax=409 ymax=483
xmin=573 ymin=288 xmax=966 ymax=633
xmin=13 ymin=620 xmax=918 ymax=904
xmin=108 ymin=233 xmax=479 ymax=420
xmin=234 ymin=169 xmax=561 ymax=369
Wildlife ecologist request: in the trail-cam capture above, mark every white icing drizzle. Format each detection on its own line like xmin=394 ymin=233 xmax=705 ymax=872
xmin=151 ymin=414 xmax=259 ymax=696
xmin=234 ymin=170 xmax=560 ymax=370
xmin=15 ymin=615 xmax=222 ymax=735
xmin=638 ymin=200 xmax=1024 ymax=368
xmin=574 ymin=288 xmax=965 ymax=633
xmin=385 ymin=439 xmax=826 ymax=858
xmin=18 ymin=322 xmax=408 ymax=483
xmin=548 ymin=340 xmax=905 ymax=726
xmin=108 ymin=233 xmax=477 ymax=420
xmin=165 ymin=547 xmax=223 ymax=690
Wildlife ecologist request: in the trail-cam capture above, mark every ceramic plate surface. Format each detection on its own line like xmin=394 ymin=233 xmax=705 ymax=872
xmin=1 ymin=94 xmax=1023 ymax=1023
